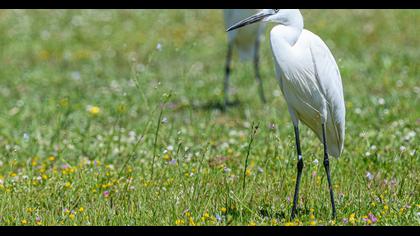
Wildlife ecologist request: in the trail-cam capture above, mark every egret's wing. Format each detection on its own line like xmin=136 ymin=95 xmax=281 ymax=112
xmin=308 ymin=33 xmax=345 ymax=155
xmin=309 ymin=35 xmax=344 ymax=106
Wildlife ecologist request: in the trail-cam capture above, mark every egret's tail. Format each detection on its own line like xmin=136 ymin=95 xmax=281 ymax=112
xmin=324 ymin=116 xmax=345 ymax=158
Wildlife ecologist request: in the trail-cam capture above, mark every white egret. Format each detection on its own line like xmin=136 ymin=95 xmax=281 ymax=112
xmin=227 ymin=9 xmax=345 ymax=219
xmin=223 ymin=9 xmax=266 ymax=108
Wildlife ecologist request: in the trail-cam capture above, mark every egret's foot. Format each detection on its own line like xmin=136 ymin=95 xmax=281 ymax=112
xmin=332 ymin=209 xmax=337 ymax=219
xmin=290 ymin=207 xmax=304 ymax=221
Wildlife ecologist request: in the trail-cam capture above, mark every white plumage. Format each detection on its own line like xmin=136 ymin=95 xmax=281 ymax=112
xmin=226 ymin=9 xmax=345 ymax=219
xmin=271 ymin=27 xmax=345 ymax=157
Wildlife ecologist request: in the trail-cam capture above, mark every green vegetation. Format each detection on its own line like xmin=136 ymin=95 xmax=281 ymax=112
xmin=0 ymin=10 xmax=418 ymax=226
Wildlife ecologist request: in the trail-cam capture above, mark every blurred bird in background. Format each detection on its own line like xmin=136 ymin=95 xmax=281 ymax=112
xmin=223 ymin=9 xmax=267 ymax=109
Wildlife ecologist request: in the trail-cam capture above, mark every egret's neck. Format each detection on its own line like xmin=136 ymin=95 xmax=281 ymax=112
xmin=273 ymin=25 xmax=302 ymax=47
xmin=268 ymin=10 xmax=305 ymax=72
xmin=269 ymin=24 xmax=304 ymax=69
xmin=269 ymin=10 xmax=304 ymax=46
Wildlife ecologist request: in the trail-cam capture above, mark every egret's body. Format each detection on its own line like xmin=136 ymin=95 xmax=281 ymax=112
xmin=223 ymin=9 xmax=267 ymax=107
xmin=271 ymin=27 xmax=345 ymax=157
xmin=227 ymin=9 xmax=345 ymax=219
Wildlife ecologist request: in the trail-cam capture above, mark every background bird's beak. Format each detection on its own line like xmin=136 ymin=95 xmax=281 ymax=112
xmin=226 ymin=11 xmax=273 ymax=32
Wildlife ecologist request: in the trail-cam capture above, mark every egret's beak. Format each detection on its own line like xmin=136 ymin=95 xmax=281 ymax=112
xmin=226 ymin=11 xmax=273 ymax=32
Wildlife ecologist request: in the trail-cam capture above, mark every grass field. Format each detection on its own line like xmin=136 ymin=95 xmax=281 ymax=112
xmin=0 ymin=9 xmax=419 ymax=226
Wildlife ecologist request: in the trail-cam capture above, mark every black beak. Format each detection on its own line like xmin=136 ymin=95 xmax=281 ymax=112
xmin=226 ymin=11 xmax=273 ymax=32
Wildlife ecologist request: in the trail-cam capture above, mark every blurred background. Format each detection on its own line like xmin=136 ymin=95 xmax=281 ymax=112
xmin=0 ymin=10 xmax=418 ymax=148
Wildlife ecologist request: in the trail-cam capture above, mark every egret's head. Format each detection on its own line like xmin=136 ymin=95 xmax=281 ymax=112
xmin=226 ymin=9 xmax=303 ymax=32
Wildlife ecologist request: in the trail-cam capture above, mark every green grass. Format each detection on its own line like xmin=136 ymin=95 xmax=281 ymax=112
xmin=0 ymin=9 xmax=419 ymax=226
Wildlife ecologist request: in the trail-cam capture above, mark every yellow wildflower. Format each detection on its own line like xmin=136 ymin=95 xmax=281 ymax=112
xmin=64 ymin=182 xmax=71 ymax=188
xmin=185 ymin=212 xmax=191 ymax=217
xmin=189 ymin=217 xmax=195 ymax=226
xmin=309 ymin=221 xmax=316 ymax=226
xmin=349 ymin=213 xmax=356 ymax=224
xmin=271 ymin=219 xmax=277 ymax=225
xmin=399 ymin=207 xmax=405 ymax=215
xmin=69 ymin=214 xmax=75 ymax=220
xmin=175 ymin=219 xmax=184 ymax=225
xmin=79 ymin=207 xmax=84 ymax=213
xmin=163 ymin=154 xmax=171 ymax=161
xmin=316 ymin=176 xmax=321 ymax=185
xmin=42 ymin=174 xmax=48 ymax=180
xmin=246 ymin=169 xmax=251 ymax=177
xmin=220 ymin=207 xmax=227 ymax=214
xmin=87 ymin=105 xmax=101 ymax=116
xmin=384 ymin=205 xmax=389 ymax=211
xmin=21 ymin=219 xmax=27 ymax=225
xmin=248 ymin=221 xmax=256 ymax=226
xmin=48 ymin=156 xmax=56 ymax=161
xmin=309 ymin=214 xmax=315 ymax=220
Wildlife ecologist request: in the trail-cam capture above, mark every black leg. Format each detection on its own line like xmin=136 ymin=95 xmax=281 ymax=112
xmin=291 ymin=125 xmax=303 ymax=220
xmin=322 ymin=123 xmax=337 ymax=219
xmin=253 ymin=37 xmax=266 ymax=104
xmin=223 ymin=43 xmax=233 ymax=110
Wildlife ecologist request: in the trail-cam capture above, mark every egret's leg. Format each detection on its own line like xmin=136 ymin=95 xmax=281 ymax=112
xmin=223 ymin=43 xmax=233 ymax=110
xmin=322 ymin=123 xmax=337 ymax=219
xmin=291 ymin=125 xmax=303 ymax=220
xmin=253 ymin=37 xmax=266 ymax=104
